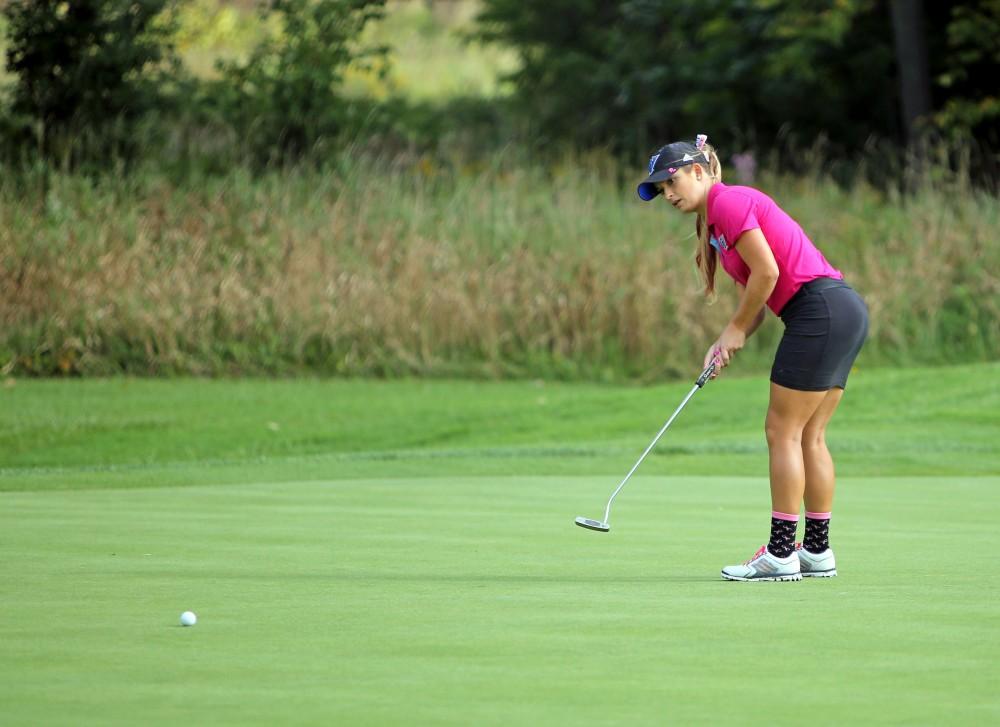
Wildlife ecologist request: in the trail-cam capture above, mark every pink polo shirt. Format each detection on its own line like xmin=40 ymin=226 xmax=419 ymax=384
xmin=706 ymin=182 xmax=841 ymax=315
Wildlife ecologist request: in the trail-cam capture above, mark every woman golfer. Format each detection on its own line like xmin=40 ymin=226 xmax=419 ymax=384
xmin=637 ymin=134 xmax=868 ymax=581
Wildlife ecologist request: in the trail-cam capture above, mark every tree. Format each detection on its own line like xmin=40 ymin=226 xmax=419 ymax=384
xmin=933 ymin=0 xmax=1000 ymax=148
xmin=2 ymin=0 xmax=179 ymax=165
xmin=889 ymin=0 xmax=932 ymax=142
xmin=475 ymin=0 xmax=899 ymax=159
xmin=207 ymin=0 xmax=388 ymax=164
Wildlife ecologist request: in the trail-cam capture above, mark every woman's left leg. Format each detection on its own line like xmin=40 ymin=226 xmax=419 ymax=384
xmin=765 ymin=382 xmax=829 ymax=515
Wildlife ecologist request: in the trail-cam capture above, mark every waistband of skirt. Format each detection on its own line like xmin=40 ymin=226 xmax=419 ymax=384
xmin=780 ymin=276 xmax=848 ymax=316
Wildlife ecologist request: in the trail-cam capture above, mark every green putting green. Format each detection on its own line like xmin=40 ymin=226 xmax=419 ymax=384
xmin=2 ymin=364 xmax=998 ymax=724
xmin=3 ymin=476 xmax=999 ymax=725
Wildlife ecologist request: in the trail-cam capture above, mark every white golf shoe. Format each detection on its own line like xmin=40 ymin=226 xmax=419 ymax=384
xmin=796 ymin=543 xmax=837 ymax=577
xmin=721 ymin=545 xmax=802 ymax=582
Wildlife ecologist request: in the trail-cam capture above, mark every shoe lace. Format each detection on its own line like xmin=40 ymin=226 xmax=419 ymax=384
xmin=744 ymin=545 xmax=767 ymax=565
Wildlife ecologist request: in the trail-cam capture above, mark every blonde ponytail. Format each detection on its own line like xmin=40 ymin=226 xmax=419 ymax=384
xmin=693 ymin=141 xmax=722 ymax=297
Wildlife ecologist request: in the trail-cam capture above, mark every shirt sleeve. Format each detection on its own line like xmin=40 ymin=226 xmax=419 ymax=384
xmin=714 ymin=191 xmax=760 ymax=247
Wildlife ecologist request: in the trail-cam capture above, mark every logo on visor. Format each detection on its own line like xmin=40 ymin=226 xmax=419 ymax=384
xmin=648 ymin=154 xmax=660 ymax=174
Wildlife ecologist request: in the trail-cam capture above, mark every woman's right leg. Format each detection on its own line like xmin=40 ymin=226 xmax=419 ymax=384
xmin=801 ymin=387 xmax=845 ymax=513
xmin=798 ymin=387 xmax=844 ymax=575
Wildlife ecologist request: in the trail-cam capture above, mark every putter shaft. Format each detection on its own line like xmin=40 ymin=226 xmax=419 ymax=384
xmin=601 ymin=361 xmax=716 ymax=525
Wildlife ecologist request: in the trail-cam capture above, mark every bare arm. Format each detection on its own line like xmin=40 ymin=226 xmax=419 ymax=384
xmin=704 ymin=228 xmax=778 ymax=371
xmin=736 ymin=283 xmax=767 ymax=338
xmin=730 ymin=228 xmax=778 ymax=333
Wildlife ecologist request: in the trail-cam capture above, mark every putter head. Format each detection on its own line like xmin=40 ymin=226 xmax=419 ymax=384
xmin=575 ymin=516 xmax=610 ymax=532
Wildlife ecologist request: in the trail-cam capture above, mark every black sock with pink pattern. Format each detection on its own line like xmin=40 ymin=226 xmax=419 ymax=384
xmin=767 ymin=511 xmax=798 ymax=558
xmin=803 ymin=511 xmax=831 ymax=553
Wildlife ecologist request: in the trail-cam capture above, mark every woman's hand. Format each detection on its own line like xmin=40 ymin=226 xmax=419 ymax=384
xmin=703 ymin=323 xmax=747 ymax=376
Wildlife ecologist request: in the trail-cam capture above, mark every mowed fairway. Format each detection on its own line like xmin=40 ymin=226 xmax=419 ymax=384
xmin=2 ymin=365 xmax=999 ymax=725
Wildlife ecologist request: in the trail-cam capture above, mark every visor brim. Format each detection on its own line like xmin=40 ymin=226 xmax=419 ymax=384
xmin=636 ymin=168 xmax=676 ymax=201
xmin=637 ymin=182 xmax=660 ymax=201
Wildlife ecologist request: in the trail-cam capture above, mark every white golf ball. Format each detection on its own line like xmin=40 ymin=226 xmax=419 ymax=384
xmin=180 ymin=611 xmax=197 ymax=627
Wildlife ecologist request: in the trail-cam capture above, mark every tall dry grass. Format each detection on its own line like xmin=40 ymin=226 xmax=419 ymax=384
xmin=1 ymin=152 xmax=997 ymax=379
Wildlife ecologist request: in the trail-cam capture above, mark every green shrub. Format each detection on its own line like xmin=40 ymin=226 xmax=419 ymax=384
xmin=1 ymin=0 xmax=181 ymax=169
xmin=201 ymin=0 xmax=389 ymax=165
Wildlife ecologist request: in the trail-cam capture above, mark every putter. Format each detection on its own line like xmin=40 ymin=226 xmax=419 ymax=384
xmin=574 ymin=361 xmax=717 ymax=533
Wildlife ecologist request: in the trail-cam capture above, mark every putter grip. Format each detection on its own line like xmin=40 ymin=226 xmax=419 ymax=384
xmin=695 ymin=361 xmax=716 ymax=388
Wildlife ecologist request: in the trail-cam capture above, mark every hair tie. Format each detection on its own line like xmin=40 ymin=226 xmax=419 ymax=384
xmin=695 ymin=134 xmax=708 ymax=150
